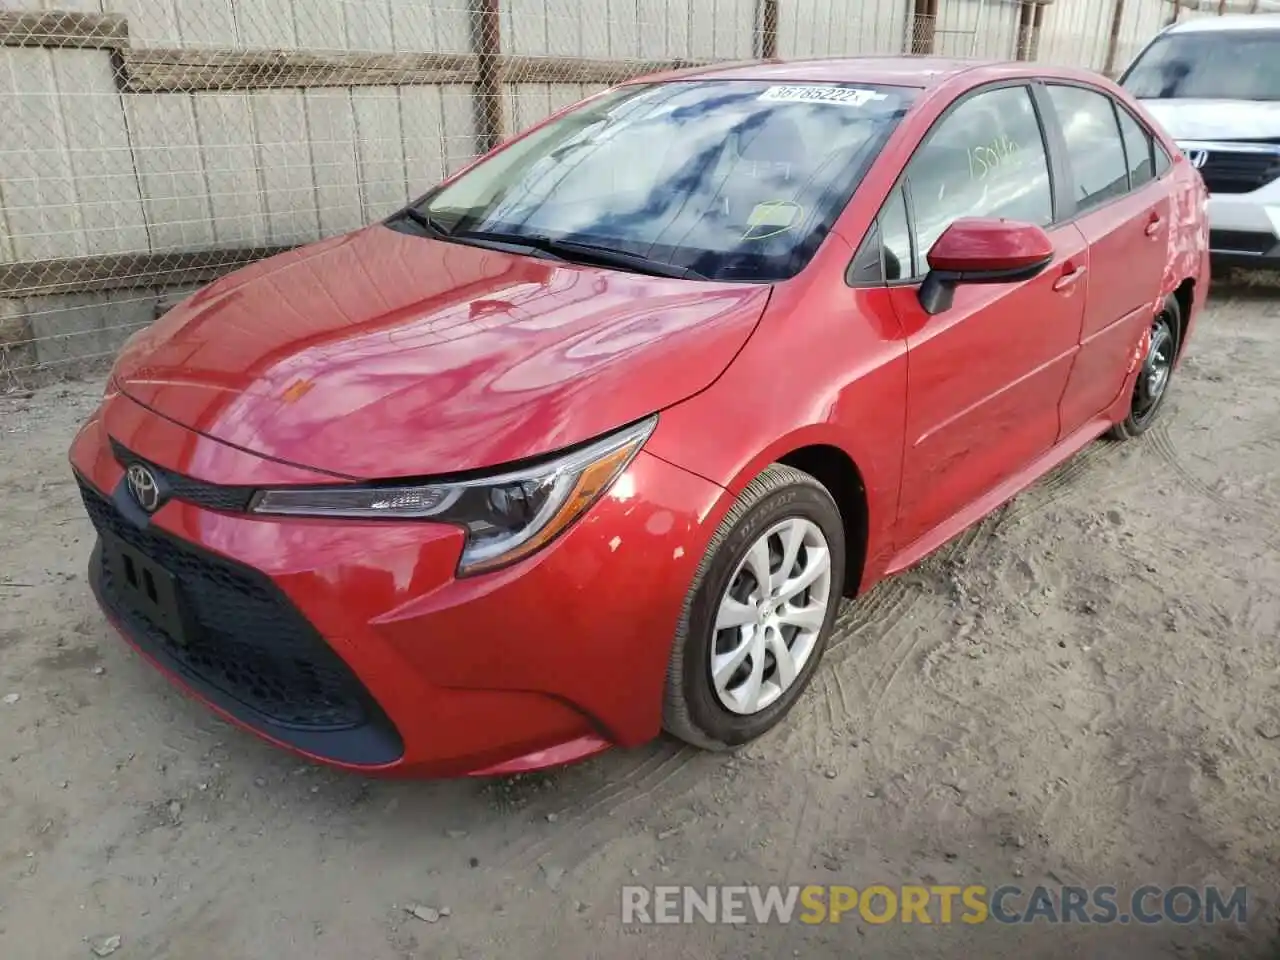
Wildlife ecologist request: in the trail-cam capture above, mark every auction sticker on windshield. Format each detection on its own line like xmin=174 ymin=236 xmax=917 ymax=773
xmin=759 ymin=85 xmax=889 ymax=106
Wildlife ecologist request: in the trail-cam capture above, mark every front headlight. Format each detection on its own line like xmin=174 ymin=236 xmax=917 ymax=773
xmin=249 ymin=415 xmax=657 ymax=575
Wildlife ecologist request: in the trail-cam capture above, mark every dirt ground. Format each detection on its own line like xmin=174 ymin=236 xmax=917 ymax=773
xmin=2 ymin=278 xmax=1280 ymax=960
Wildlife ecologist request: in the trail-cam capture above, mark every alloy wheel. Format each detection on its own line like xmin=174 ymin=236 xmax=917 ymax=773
xmin=710 ymin=517 xmax=834 ymax=715
xmin=1133 ymin=312 xmax=1175 ymax=426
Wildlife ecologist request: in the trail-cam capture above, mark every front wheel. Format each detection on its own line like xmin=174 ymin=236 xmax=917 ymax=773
xmin=662 ymin=463 xmax=846 ymax=750
xmin=1110 ymin=295 xmax=1180 ymax=440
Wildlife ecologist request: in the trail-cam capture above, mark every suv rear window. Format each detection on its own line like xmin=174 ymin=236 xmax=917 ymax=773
xmin=1122 ymin=29 xmax=1280 ymax=101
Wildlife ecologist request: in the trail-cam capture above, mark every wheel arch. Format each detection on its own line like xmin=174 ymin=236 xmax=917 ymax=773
xmin=776 ymin=444 xmax=869 ymax=598
xmin=1170 ymin=277 xmax=1193 ymax=359
xmin=711 ymin=419 xmax=891 ymax=600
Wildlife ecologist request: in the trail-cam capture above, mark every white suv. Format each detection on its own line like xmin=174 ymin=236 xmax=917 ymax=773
xmin=1121 ymin=13 xmax=1280 ymax=267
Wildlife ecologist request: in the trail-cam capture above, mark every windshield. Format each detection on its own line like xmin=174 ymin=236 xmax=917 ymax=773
xmin=1122 ymin=30 xmax=1280 ymax=101
xmin=412 ymin=80 xmax=914 ymax=282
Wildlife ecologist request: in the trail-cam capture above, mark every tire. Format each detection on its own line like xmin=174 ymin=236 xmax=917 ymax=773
xmin=1109 ymin=294 xmax=1181 ymax=441
xmin=662 ymin=463 xmax=846 ymax=750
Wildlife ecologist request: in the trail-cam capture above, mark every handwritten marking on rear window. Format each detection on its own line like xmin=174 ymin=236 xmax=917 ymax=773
xmin=968 ymin=134 xmax=1022 ymax=181
xmin=759 ymin=85 xmax=888 ymax=107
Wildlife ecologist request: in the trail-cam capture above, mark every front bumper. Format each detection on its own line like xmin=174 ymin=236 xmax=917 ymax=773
xmin=1206 ymin=193 xmax=1280 ymax=267
xmin=70 ymin=389 xmax=724 ymax=777
xmin=1178 ymin=137 xmax=1280 ymax=265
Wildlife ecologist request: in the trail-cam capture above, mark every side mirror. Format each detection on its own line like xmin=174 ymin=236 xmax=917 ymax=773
xmin=918 ymin=218 xmax=1055 ymax=315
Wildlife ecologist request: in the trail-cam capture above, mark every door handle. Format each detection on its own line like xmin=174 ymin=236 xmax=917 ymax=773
xmin=1052 ymin=265 xmax=1087 ymax=292
xmin=1145 ymin=216 xmax=1163 ymax=238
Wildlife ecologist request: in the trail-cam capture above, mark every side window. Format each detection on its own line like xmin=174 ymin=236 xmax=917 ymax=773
xmin=1116 ymin=105 xmax=1155 ymax=188
xmin=907 ymin=85 xmax=1053 ymax=270
xmin=847 ymin=221 xmax=884 ymax=285
xmin=846 ymin=185 xmax=913 ymax=285
xmin=1046 ymin=85 xmax=1129 ymax=212
xmin=880 ymin=186 xmax=913 ymax=280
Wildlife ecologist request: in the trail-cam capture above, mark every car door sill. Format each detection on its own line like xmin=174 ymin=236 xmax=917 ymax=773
xmin=883 ymin=415 xmax=1115 ymax=577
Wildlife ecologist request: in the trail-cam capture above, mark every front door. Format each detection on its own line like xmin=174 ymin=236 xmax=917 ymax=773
xmin=887 ymin=83 xmax=1088 ymax=551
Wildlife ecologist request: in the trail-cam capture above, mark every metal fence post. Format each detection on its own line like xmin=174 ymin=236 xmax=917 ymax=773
xmin=761 ymin=0 xmax=779 ymax=59
xmin=910 ymin=0 xmax=938 ymax=55
xmin=470 ymin=0 xmax=504 ymax=154
xmin=1104 ymin=0 xmax=1128 ymax=77
xmin=1015 ymin=1 xmax=1035 ymax=60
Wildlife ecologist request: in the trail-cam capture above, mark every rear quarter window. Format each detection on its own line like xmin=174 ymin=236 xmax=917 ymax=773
xmin=1154 ymin=140 xmax=1172 ymax=177
xmin=1116 ymin=106 xmax=1156 ymax=188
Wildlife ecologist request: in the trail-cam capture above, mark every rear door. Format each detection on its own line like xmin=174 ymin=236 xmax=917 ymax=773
xmin=1042 ymin=84 xmax=1172 ymax=436
xmin=879 ymin=83 xmax=1088 ymax=553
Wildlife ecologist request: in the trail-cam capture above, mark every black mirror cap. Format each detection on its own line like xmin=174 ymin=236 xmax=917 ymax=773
xmin=916 ymin=254 xmax=1054 ymax=316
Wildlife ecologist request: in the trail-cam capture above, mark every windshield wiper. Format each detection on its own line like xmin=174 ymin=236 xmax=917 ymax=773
xmin=452 ymin=229 xmax=708 ymax=280
xmin=391 ymin=212 xmax=565 ymax=261
xmin=392 ymin=216 xmax=708 ymax=280
xmin=392 ymin=206 xmax=453 ymax=237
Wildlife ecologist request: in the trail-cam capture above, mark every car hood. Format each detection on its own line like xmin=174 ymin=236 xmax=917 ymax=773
xmin=1139 ymin=98 xmax=1280 ymax=142
xmin=112 ymin=225 xmax=770 ymax=479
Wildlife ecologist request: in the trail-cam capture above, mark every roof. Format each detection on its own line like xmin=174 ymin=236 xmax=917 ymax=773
xmin=672 ymin=56 xmax=1004 ymax=89
xmin=1166 ymin=12 xmax=1280 ymax=32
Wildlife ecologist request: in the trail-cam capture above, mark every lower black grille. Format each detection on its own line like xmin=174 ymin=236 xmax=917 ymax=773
xmin=80 ymin=479 xmax=372 ymax=731
xmin=1210 ymin=229 xmax=1276 ymax=256
xmin=1199 ymin=151 xmax=1280 ymax=195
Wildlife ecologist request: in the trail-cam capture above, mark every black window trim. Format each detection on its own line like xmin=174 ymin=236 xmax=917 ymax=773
xmin=847 ymin=78 xmax=1059 ymax=288
xmin=901 ymin=176 xmax=920 ymax=280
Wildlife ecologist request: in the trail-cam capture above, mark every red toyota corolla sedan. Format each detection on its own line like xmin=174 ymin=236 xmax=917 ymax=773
xmin=69 ymin=57 xmax=1209 ymax=777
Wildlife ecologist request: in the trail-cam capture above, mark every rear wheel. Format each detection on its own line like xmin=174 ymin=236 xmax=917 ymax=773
xmin=662 ymin=463 xmax=845 ymax=750
xmin=1110 ymin=295 xmax=1180 ymax=440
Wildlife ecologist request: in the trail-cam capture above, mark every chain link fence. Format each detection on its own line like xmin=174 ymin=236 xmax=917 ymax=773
xmin=0 ymin=0 xmax=1254 ymax=383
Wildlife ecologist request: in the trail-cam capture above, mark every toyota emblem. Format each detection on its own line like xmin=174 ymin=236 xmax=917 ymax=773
xmin=1186 ymin=149 xmax=1209 ymax=170
xmin=126 ymin=463 xmax=162 ymax=513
